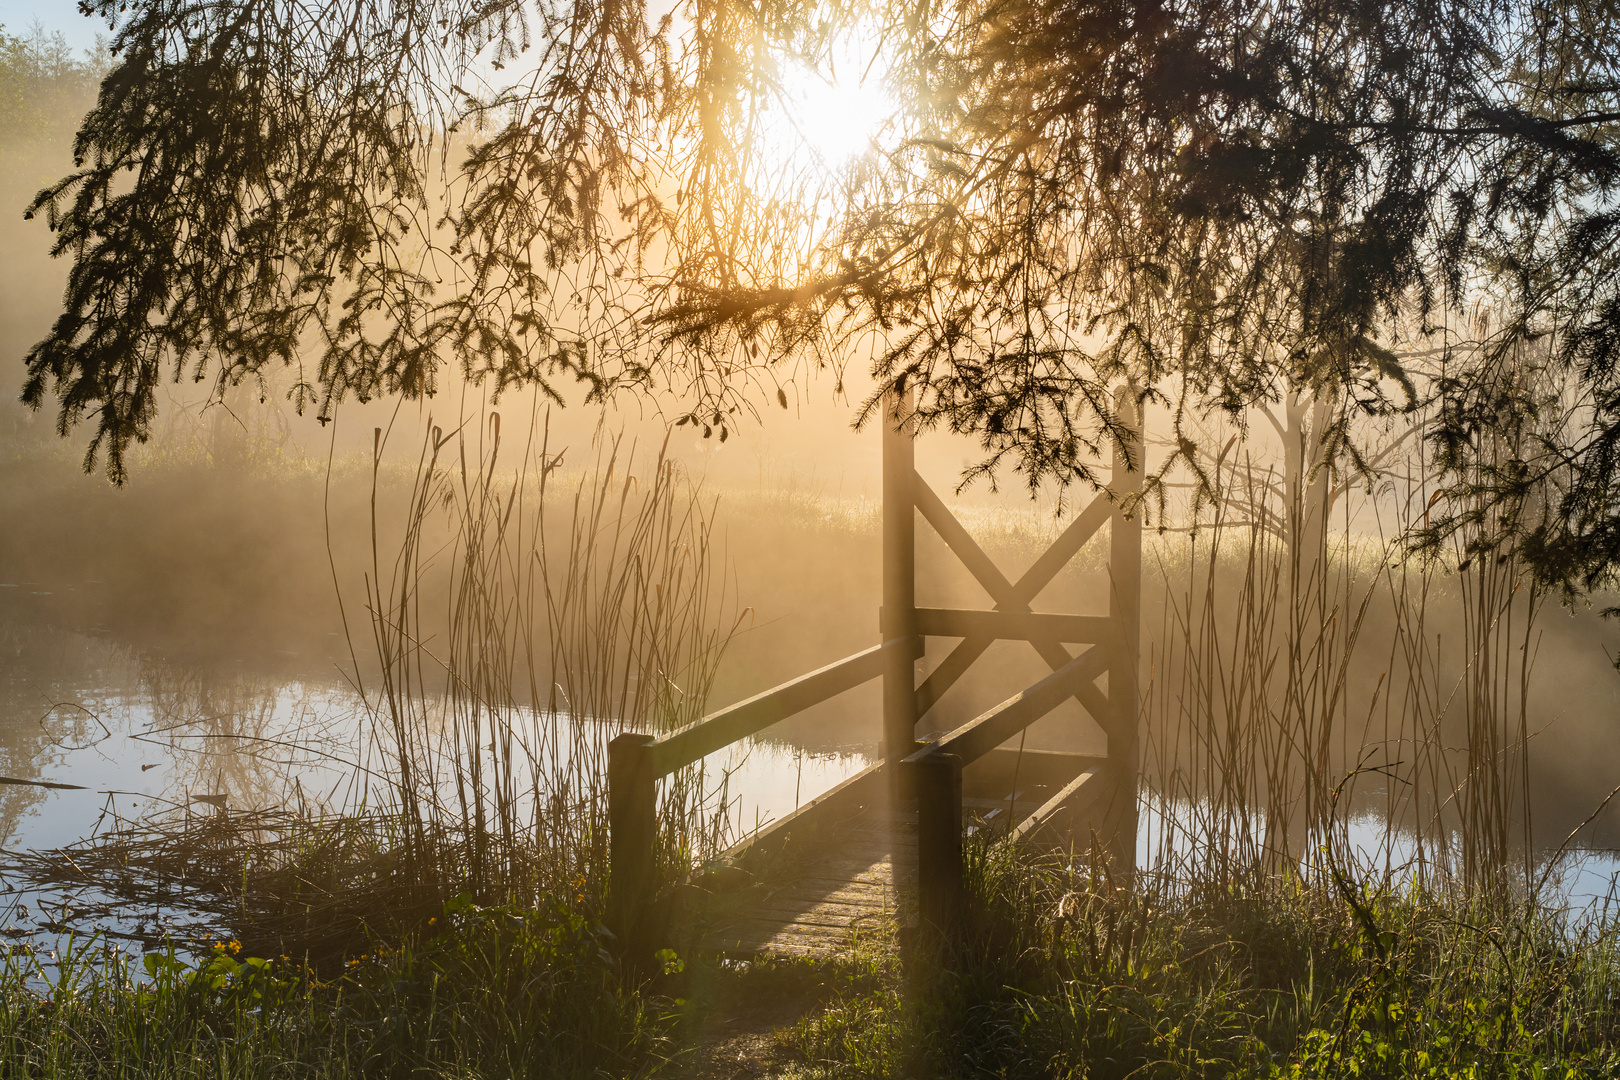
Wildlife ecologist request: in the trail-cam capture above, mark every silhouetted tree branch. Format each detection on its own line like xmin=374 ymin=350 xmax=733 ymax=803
xmin=18 ymin=0 xmax=1620 ymax=592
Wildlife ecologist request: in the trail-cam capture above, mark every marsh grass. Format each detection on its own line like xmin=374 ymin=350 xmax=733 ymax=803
xmin=348 ymin=406 xmax=745 ymax=909
xmin=784 ymin=841 xmax=1620 ymax=1078
xmin=0 ymin=404 xmax=746 ymax=969
xmin=2 ymin=807 xmax=440 ymax=970
xmin=1140 ymin=436 xmax=1547 ymax=895
xmin=0 ymin=894 xmax=672 ymax=1079
xmin=10 ymin=838 xmax=1620 ymax=1079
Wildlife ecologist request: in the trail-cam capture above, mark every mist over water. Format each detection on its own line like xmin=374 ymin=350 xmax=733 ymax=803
xmin=6 ymin=422 xmax=1620 ymax=846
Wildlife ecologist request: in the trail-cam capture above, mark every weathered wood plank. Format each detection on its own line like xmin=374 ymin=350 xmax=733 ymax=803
xmin=742 ymin=906 xmax=884 ymax=928
xmin=776 ymin=877 xmax=892 ymax=896
xmin=695 ymin=798 xmax=909 ymax=958
xmin=708 ymin=933 xmax=849 ymax=955
xmin=749 ymin=893 xmax=892 ymax=915
xmin=764 ymin=871 xmax=895 ymax=893
xmin=912 ymin=474 xmax=1016 ymax=603
xmin=691 ymin=749 xmax=1096 ymax=960
xmin=882 ymin=389 xmax=920 ymax=760
xmin=1006 ymin=765 xmax=1109 ymax=845
xmin=969 ymin=748 xmax=1108 ymax=792
xmin=909 ymin=607 xmax=1114 ymax=644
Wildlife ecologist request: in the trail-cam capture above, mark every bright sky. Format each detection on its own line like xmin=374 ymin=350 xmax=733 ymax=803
xmin=1 ymin=0 xmax=106 ymax=55
xmin=1 ymin=1 xmax=896 ymax=169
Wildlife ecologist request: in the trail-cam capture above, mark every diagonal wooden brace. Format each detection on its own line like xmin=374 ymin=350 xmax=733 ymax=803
xmin=912 ymin=476 xmax=1117 ymax=732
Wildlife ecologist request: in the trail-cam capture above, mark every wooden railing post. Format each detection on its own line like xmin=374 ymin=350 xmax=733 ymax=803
xmin=882 ymin=386 xmax=920 ymax=763
xmin=913 ymin=749 xmax=964 ymax=935
xmin=608 ymin=731 xmax=656 ymax=972
xmin=1106 ymin=388 xmax=1143 ymax=884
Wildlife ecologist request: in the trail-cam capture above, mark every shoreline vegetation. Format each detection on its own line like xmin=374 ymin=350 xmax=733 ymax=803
xmin=4 ymin=410 xmax=1620 ymax=1077
xmin=4 ymin=855 xmax=1620 ymax=1078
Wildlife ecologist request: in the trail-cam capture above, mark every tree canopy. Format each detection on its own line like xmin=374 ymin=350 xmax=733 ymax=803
xmin=18 ymin=0 xmax=1620 ymax=589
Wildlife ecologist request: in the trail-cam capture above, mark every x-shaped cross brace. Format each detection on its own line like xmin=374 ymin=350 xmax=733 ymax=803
xmin=910 ymin=474 xmax=1123 ymax=739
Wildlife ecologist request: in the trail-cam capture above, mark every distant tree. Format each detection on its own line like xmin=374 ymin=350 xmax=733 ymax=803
xmin=17 ymin=1 xmax=1620 ymax=590
xmin=0 ymin=27 xmax=103 ymax=196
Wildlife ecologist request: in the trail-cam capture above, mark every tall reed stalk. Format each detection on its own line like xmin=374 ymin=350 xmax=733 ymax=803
xmin=1141 ymin=407 xmax=1545 ymax=896
xmin=1142 ymin=450 xmax=1370 ymax=886
xmin=352 ymin=406 xmax=741 ymax=907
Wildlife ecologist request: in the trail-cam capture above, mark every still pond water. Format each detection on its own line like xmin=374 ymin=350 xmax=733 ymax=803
xmin=3 ymin=598 xmax=1620 ymax=963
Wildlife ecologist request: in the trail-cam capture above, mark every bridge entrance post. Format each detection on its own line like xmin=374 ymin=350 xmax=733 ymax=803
xmin=607 ymin=731 xmax=656 ymax=972
xmin=881 ymin=387 xmax=920 ymax=765
xmin=913 ymin=750 xmax=964 ymax=934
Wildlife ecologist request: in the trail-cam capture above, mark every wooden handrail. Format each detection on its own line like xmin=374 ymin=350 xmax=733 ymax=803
xmin=897 ymin=607 xmax=1113 ymax=644
xmin=646 ymin=638 xmax=919 ymax=776
xmin=907 ymin=647 xmax=1109 ymax=768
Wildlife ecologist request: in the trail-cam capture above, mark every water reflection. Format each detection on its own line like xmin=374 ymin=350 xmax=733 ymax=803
xmin=0 ymin=622 xmax=131 ymax=845
xmin=5 ymin=616 xmax=1620 ymax=960
xmin=133 ymin=665 xmax=358 ymax=817
xmin=1137 ymin=793 xmax=1620 ymax=917
xmin=0 ymin=622 xmax=872 ymax=957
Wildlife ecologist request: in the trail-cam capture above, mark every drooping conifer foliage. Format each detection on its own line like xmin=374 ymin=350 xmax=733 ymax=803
xmin=17 ymin=0 xmax=1620 ymax=587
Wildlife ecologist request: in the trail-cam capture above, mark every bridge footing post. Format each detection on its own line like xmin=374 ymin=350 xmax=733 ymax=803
xmin=1106 ymin=387 xmax=1142 ymax=888
xmin=608 ymin=732 xmax=656 ymax=974
xmin=881 ymin=387 xmax=919 ymax=764
xmin=913 ymin=750 xmax=964 ymax=936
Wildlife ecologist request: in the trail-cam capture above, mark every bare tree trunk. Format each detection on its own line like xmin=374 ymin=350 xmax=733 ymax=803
xmin=1266 ymin=389 xmax=1337 ymax=872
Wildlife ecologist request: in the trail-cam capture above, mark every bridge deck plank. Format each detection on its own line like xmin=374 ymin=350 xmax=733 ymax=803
xmin=695 ymin=797 xmax=913 ymax=957
xmin=690 ymin=760 xmax=1106 ymax=959
xmin=683 ymin=748 xmax=1114 ymax=958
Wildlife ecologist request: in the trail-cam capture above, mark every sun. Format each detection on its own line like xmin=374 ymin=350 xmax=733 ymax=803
xmin=753 ymin=52 xmax=895 ymax=177
xmin=779 ymin=66 xmax=893 ymax=167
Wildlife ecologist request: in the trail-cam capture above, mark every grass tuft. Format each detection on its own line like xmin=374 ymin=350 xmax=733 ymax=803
xmin=783 ymin=846 xmax=1620 ymax=1078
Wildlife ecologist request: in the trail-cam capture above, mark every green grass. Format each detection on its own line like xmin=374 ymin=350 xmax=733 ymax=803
xmin=5 ymin=851 xmax=1620 ymax=1079
xmin=0 ymin=895 xmax=672 ymax=1079
xmin=784 ymin=846 xmax=1620 ymax=1079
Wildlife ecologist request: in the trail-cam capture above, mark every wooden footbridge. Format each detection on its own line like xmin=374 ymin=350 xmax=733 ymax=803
xmin=608 ymin=390 xmax=1142 ymax=962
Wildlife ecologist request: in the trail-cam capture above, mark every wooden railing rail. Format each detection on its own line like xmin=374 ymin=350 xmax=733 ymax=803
xmin=1005 ymin=764 xmax=1108 ymax=845
xmin=644 ymin=637 xmax=919 ymax=777
xmin=895 ymin=607 xmax=1114 ymax=645
xmin=608 ymin=636 xmax=918 ymax=968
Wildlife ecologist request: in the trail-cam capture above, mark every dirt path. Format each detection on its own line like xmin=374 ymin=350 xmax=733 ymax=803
xmin=677 ymin=984 xmax=818 ymax=1079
